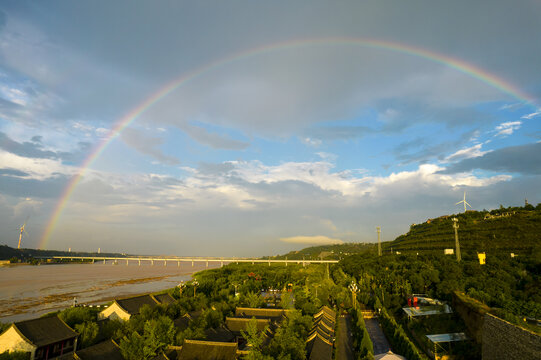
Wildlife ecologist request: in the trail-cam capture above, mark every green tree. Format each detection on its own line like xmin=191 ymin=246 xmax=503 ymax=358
xmin=240 ymin=318 xmax=272 ymax=360
xmin=75 ymin=321 xmax=99 ymax=348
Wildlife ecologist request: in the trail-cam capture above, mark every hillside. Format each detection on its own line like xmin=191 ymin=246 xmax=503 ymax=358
xmin=268 ymin=242 xmax=377 ymax=260
xmin=387 ymin=204 xmax=541 ymax=255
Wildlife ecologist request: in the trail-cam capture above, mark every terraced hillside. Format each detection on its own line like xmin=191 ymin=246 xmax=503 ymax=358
xmin=387 ymin=205 xmax=541 ymax=255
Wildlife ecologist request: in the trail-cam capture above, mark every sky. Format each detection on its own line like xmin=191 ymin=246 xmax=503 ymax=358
xmin=0 ymin=1 xmax=540 ymax=256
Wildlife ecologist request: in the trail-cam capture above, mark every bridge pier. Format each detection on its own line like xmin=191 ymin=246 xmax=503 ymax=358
xmin=268 ymin=260 xmax=270 ymax=267
xmin=177 ymin=261 xmax=180 ymax=267
xmin=192 ymin=260 xmax=194 ymax=267
xmin=220 ymin=261 xmax=223 ymax=267
xmin=126 ymin=259 xmax=129 ymax=266
xmin=92 ymin=259 xmax=94 ymax=264
xmin=164 ymin=260 xmax=167 ymax=266
xmin=103 ymin=259 xmax=106 ymax=264
xmin=151 ymin=259 xmax=154 ymax=266
xmin=138 ymin=259 xmax=141 ymax=266
xmin=206 ymin=260 xmax=208 ymax=268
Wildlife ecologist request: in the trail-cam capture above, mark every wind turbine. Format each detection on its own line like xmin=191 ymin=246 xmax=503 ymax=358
xmin=18 ymin=222 xmax=28 ymax=249
xmin=456 ymin=191 xmax=472 ymax=212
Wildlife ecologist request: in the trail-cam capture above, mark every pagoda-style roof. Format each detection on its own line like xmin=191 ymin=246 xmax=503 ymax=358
xmin=12 ymin=316 xmax=78 ymax=347
xmin=306 ymin=306 xmax=336 ymax=360
xmin=153 ymin=293 xmax=176 ymax=305
xmin=177 ymin=340 xmax=237 ymax=360
xmin=306 ymin=333 xmax=333 ymax=360
xmin=225 ymin=317 xmax=270 ymax=333
xmin=115 ymin=294 xmax=159 ymax=315
xmin=313 ymin=306 xmax=336 ymax=321
xmin=74 ymin=340 xmax=123 ymax=360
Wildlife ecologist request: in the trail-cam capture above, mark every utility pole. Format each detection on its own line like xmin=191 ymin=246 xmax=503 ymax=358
xmin=452 ymin=218 xmax=461 ymax=262
xmin=377 ymin=226 xmax=381 ymax=256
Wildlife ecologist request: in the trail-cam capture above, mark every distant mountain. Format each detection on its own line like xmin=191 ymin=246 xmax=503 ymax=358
xmin=386 ymin=204 xmax=541 ymax=255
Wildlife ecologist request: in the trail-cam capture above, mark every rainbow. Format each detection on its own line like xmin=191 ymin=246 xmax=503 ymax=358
xmin=38 ymin=37 xmax=539 ymax=249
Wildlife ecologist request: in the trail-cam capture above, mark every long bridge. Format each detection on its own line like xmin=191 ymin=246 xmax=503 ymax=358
xmin=40 ymin=256 xmax=339 ymax=268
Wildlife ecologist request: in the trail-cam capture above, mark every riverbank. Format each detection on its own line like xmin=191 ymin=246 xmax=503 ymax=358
xmin=0 ymin=261 xmax=218 ymax=323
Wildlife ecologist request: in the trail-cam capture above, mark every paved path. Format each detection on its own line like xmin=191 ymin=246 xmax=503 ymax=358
xmin=336 ymin=314 xmax=354 ymax=360
xmin=364 ymin=317 xmax=391 ymax=355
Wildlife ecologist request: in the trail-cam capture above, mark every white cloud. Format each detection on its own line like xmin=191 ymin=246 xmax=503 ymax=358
xmin=279 ymin=235 xmax=344 ymax=245
xmin=0 ymin=150 xmax=73 ymax=180
xmin=494 ymin=121 xmax=522 ymax=137
xmin=521 ymin=110 xmax=541 ymax=119
xmin=444 ymin=144 xmax=490 ymax=162
xmin=301 ymin=137 xmax=322 ymax=147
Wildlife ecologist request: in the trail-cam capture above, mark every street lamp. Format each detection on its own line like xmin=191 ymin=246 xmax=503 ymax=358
xmin=193 ymin=279 xmax=199 ymax=297
xmin=348 ymin=281 xmax=358 ymax=310
xmin=178 ymin=281 xmax=186 ymax=296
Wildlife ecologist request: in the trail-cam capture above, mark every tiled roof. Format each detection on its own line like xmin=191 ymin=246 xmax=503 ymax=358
xmin=234 ymin=307 xmax=289 ymax=319
xmin=307 ymin=334 xmax=333 ymax=360
xmin=116 ymin=294 xmax=159 ymax=315
xmin=225 ymin=317 xmax=270 ymax=333
xmin=178 ymin=339 xmax=237 ymax=360
xmin=153 ymin=293 xmax=176 ymax=305
xmin=204 ymin=327 xmax=235 ymax=343
xmin=14 ymin=316 xmax=78 ymax=347
xmin=306 ymin=307 xmax=336 ymax=360
xmin=74 ymin=340 xmax=123 ymax=360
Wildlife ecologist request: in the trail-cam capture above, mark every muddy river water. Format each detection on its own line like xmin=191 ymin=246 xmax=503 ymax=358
xmin=0 ymin=261 xmax=218 ymax=323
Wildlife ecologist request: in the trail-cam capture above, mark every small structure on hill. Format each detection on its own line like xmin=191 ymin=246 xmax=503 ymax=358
xmin=98 ymin=293 xmax=173 ymax=321
xmin=0 ymin=316 xmax=78 ymax=359
xmin=73 ymin=339 xmax=123 ymax=360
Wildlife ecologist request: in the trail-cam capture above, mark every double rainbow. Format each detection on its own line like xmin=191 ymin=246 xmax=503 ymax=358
xmin=38 ymin=37 xmax=538 ymax=249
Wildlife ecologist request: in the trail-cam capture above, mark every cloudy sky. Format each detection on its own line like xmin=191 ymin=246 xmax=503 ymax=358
xmin=0 ymin=1 xmax=540 ymax=256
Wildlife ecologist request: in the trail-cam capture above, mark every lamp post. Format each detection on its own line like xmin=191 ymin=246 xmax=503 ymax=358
xmin=178 ymin=281 xmax=185 ymax=296
xmin=452 ymin=218 xmax=461 ymax=262
xmin=193 ymin=279 xmax=199 ymax=297
xmin=348 ymin=281 xmax=358 ymax=310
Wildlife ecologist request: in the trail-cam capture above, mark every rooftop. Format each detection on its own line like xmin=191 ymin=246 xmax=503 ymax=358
xmin=116 ymin=294 xmax=159 ymax=315
xmin=74 ymin=340 xmax=123 ymax=360
xmin=13 ymin=316 xmax=78 ymax=347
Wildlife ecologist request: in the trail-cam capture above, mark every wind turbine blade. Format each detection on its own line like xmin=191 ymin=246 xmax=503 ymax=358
xmin=456 ymin=201 xmax=463 ymax=205
xmin=465 ymin=201 xmax=472 ymax=208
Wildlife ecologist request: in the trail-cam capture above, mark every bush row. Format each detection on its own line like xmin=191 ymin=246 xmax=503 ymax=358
xmin=373 ymin=297 xmax=427 ymax=360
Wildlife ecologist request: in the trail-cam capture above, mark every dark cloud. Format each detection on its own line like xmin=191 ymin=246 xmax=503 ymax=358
xmin=394 ymin=130 xmax=479 ymax=164
xmin=0 ymin=132 xmax=90 ymax=164
xmin=0 ymin=131 xmax=57 ymax=159
xmin=180 ymin=124 xmax=250 ymax=150
xmin=0 ymin=173 xmax=69 ymax=198
xmin=308 ymin=125 xmax=374 ymax=140
xmin=439 ymin=142 xmax=541 ymax=175
xmin=197 ymin=162 xmax=236 ymax=176
xmin=120 ymin=128 xmax=180 ymax=165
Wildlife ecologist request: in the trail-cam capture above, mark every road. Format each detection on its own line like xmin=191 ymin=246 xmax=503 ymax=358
xmin=336 ymin=314 xmax=354 ymax=360
xmin=364 ymin=317 xmax=391 ymax=355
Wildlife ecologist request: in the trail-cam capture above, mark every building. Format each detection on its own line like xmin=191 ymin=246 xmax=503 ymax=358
xmin=306 ymin=306 xmax=336 ymax=360
xmin=73 ymin=340 xmax=123 ymax=360
xmin=166 ymin=340 xmax=238 ymax=360
xmin=98 ymin=293 xmax=174 ymax=321
xmin=0 ymin=316 xmax=78 ymax=359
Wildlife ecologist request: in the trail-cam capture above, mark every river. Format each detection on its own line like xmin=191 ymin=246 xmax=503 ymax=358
xmin=0 ymin=261 xmax=218 ymax=323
